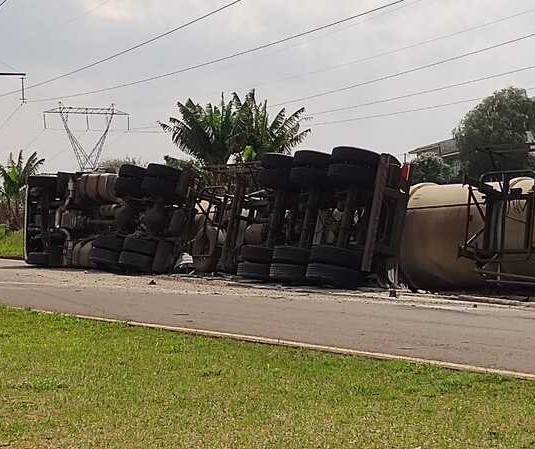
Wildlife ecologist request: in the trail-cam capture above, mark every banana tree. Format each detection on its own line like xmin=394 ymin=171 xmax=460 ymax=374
xmin=0 ymin=150 xmax=45 ymax=229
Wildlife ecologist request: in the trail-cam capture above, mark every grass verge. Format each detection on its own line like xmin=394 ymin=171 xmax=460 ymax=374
xmin=0 ymin=229 xmax=23 ymax=258
xmin=0 ymin=306 xmax=534 ymax=449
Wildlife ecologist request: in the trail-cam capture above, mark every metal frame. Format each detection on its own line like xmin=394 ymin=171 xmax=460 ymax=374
xmin=459 ymin=167 xmax=535 ymax=285
xmin=43 ymin=103 xmax=129 ymax=171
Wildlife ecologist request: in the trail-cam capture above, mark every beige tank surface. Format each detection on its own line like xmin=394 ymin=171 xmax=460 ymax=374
xmin=400 ymin=179 xmax=535 ymax=290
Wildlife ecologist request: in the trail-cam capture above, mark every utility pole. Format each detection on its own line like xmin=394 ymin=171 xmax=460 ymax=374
xmin=0 ymin=72 xmax=26 ymax=103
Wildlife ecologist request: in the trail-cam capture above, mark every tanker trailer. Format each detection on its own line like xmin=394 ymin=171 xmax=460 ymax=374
xmin=400 ymin=176 xmax=535 ymax=290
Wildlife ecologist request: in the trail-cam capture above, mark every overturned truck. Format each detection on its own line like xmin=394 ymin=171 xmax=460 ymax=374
xmin=23 ymin=146 xmax=411 ymax=289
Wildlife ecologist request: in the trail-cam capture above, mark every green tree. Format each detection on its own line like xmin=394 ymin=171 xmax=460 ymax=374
xmin=159 ymin=89 xmax=310 ymax=165
xmin=410 ymin=152 xmax=453 ymax=185
xmin=453 ymin=87 xmax=535 ymax=178
xmin=232 ymin=89 xmax=310 ymax=161
xmin=159 ymin=95 xmax=240 ymax=165
xmin=0 ymin=150 xmax=45 ymax=229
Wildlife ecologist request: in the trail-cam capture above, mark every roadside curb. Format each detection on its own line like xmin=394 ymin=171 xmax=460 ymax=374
xmin=16 ymin=306 xmax=535 ymax=382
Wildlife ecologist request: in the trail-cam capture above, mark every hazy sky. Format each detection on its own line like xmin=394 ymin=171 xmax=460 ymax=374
xmin=0 ymin=0 xmax=534 ymax=172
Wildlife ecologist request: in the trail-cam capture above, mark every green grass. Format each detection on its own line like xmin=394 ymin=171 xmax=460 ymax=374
xmin=0 ymin=229 xmax=23 ymax=258
xmin=1 ymin=307 xmax=534 ymax=449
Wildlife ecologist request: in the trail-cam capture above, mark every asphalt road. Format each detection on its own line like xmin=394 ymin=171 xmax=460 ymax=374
xmin=1 ymin=259 xmax=535 ymax=376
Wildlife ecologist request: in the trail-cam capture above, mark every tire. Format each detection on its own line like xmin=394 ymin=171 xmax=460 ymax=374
xmin=237 ymin=262 xmax=270 ymax=280
xmin=119 ymin=251 xmax=153 ymax=272
xmin=309 ymin=245 xmax=362 ymax=270
xmin=119 ymin=164 xmax=146 ymax=178
xmin=293 ymin=150 xmax=330 ymax=168
xmin=330 ymin=147 xmax=380 ymax=168
xmin=241 ymin=245 xmax=273 ymax=264
xmin=141 ymin=177 xmax=177 ymax=199
xmin=146 ymin=163 xmax=181 ymax=180
xmin=272 ymin=246 xmax=309 ymax=265
xmin=327 ymin=163 xmax=376 ymax=189
xmin=269 ymin=263 xmax=306 ymax=284
xmin=306 ymin=263 xmax=364 ymax=289
xmin=152 ymin=240 xmax=175 ymax=274
xmin=261 ymin=153 xmax=294 ymax=169
xmin=93 ymin=235 xmax=124 ymax=252
xmin=123 ymin=236 xmax=158 ymax=256
xmin=257 ymin=168 xmax=291 ymax=190
xmin=114 ymin=176 xmax=143 ymax=198
xmin=26 ymin=252 xmax=49 ymax=266
xmin=90 ymin=248 xmax=119 ymax=266
xmin=289 ymin=166 xmax=325 ymax=188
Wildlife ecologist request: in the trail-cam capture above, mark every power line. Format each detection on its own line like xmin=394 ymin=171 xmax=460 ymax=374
xmin=246 ymin=5 xmax=535 ymax=95
xmin=0 ymin=58 xmax=19 ymax=72
xmin=309 ymin=86 xmax=535 ymax=127
xmin=21 ymin=0 xmax=113 ymax=43
xmin=271 ymin=31 xmax=535 ymax=107
xmin=0 ymin=102 xmax=23 ymax=132
xmin=0 ymin=0 xmax=245 ymax=96
xmin=0 ymin=0 xmax=9 ymax=10
xmin=25 ymin=0 xmax=407 ymax=103
xmin=310 ymin=64 xmax=535 ymax=116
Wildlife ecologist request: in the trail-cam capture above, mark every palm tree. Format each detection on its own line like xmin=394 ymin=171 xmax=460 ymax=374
xmin=233 ymin=89 xmax=311 ymax=161
xmin=160 ymin=90 xmax=311 ymax=165
xmin=0 ymin=150 xmax=45 ymax=229
xmin=159 ymin=95 xmax=241 ymax=166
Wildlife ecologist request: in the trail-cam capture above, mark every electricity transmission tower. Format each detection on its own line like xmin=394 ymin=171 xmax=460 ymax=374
xmin=43 ymin=103 xmax=129 ymax=171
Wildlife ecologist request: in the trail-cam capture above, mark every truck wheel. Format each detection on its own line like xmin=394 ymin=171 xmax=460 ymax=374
xmin=306 ymin=263 xmax=364 ymax=289
xmin=327 ymin=164 xmax=375 ymax=189
xmin=90 ymin=248 xmax=119 ymax=268
xmin=123 ymin=237 xmax=158 ymax=256
xmin=257 ymin=168 xmax=291 ymax=190
xmin=93 ymin=235 xmax=125 ymax=252
xmin=309 ymin=245 xmax=363 ymax=270
xmin=114 ymin=177 xmax=143 ymax=198
xmin=330 ymin=146 xmax=379 ymax=168
xmin=146 ymin=163 xmax=181 ymax=180
xmin=26 ymin=252 xmax=49 ymax=266
xmin=272 ymin=246 xmax=310 ymax=265
xmin=261 ymin=153 xmax=294 ymax=169
xmin=237 ymin=262 xmax=270 ymax=280
xmin=119 ymin=164 xmax=146 ymax=178
xmin=241 ymin=245 xmax=273 ymax=264
xmin=289 ymin=166 xmax=325 ymax=188
xmin=141 ymin=177 xmax=177 ymax=199
xmin=269 ymin=263 xmax=306 ymax=284
xmin=119 ymin=251 xmax=153 ymax=272
xmin=293 ymin=150 xmax=331 ymax=168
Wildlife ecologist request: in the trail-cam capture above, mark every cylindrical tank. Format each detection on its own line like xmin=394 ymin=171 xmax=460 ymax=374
xmin=400 ymin=178 xmax=535 ymax=290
